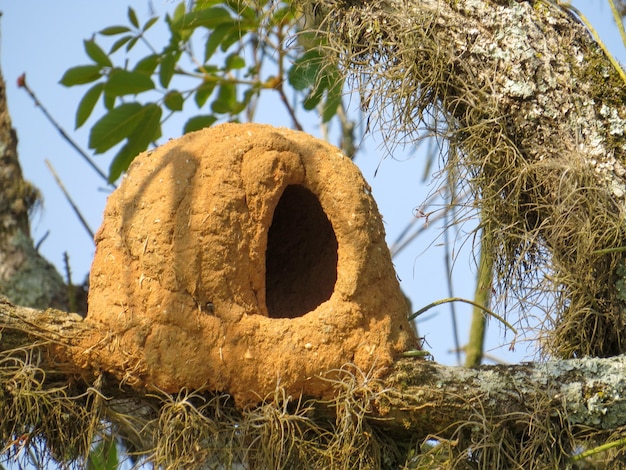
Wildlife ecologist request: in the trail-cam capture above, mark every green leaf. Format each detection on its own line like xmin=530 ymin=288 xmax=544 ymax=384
xmin=165 ymin=5 xmax=185 ymax=42
xmin=199 ymin=65 xmax=219 ymax=74
xmin=172 ymin=7 xmax=232 ymax=31
xmin=105 ymin=68 xmax=154 ymax=97
xmin=134 ymin=54 xmax=160 ymax=75
xmin=108 ymin=144 xmax=140 ymax=183
xmin=241 ymin=87 xmax=257 ymax=108
xmin=129 ymin=104 xmax=161 ymax=145
xmin=159 ymin=50 xmax=180 ymax=88
xmin=225 ymin=0 xmax=256 ymax=20
xmin=142 ymin=16 xmax=159 ymax=32
xmin=288 ymin=50 xmax=323 ymax=91
xmin=231 ymin=100 xmax=247 ymax=115
xmin=99 ymin=25 xmax=131 ymax=36
xmin=87 ymin=436 xmax=118 ymax=470
xmin=225 ymin=53 xmax=245 ymax=71
xmin=194 ymin=0 xmax=223 ymax=8
xmin=303 ymin=87 xmax=324 ymax=110
xmin=227 ymin=87 xmax=254 ymax=115
xmin=109 ymin=35 xmax=132 ymax=53
xmin=184 ymin=114 xmax=217 ymax=133
xmin=288 ymin=49 xmax=343 ymax=118
xmin=128 ymin=7 xmax=139 ymax=28
xmin=103 ymin=92 xmax=115 ymax=110
xmin=108 ymin=104 xmax=162 ymax=182
xmin=321 ymin=68 xmax=343 ymax=122
xmin=76 ymin=82 xmax=104 ymax=129
xmin=60 ymin=65 xmax=102 ymax=86
xmin=171 ymin=2 xmax=186 ymax=25
xmin=322 ymin=85 xmax=342 ymax=123
xmin=221 ymin=29 xmax=243 ymax=51
xmin=195 ymin=80 xmax=216 ymax=107
xmin=84 ymin=39 xmax=112 ymax=67
xmin=211 ymin=83 xmax=236 ymax=114
xmin=89 ymin=102 xmax=144 ymax=153
xmin=204 ymin=23 xmax=232 ymax=62
xmin=164 ymin=90 xmax=184 ymax=111
xmin=126 ymin=36 xmax=139 ymax=52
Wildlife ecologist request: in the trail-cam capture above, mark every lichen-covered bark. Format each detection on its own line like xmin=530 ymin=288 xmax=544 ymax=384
xmin=312 ymin=0 xmax=626 ymax=357
xmin=382 ymin=356 xmax=626 ymax=435
xmin=0 ymin=68 xmax=67 ymax=310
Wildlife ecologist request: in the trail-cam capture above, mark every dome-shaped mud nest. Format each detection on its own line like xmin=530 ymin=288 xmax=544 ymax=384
xmin=88 ymin=123 xmax=417 ymax=405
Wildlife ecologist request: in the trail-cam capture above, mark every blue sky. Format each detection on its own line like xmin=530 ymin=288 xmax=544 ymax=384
xmin=2 ymin=0 xmax=624 ymax=366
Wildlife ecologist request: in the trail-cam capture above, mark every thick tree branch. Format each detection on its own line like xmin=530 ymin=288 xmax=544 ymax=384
xmin=2 ymin=298 xmax=626 ymax=439
xmin=382 ymin=356 xmax=626 ymax=436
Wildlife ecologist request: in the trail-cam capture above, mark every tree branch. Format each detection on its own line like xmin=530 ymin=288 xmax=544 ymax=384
xmin=2 ymin=297 xmax=626 ymax=438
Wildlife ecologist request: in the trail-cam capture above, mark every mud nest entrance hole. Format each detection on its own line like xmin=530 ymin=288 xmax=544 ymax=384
xmin=265 ymin=184 xmax=338 ymax=319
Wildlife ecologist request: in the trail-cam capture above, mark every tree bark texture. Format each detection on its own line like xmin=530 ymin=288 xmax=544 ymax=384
xmin=0 ymin=68 xmax=68 ymax=311
xmin=313 ymin=0 xmax=626 ymax=358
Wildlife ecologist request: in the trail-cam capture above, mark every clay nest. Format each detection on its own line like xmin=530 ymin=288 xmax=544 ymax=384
xmin=302 ymin=0 xmax=626 ymax=358
xmin=87 ymin=123 xmax=417 ymax=405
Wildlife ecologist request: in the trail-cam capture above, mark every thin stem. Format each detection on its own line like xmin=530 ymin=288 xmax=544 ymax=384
xmin=409 ymin=296 xmax=515 ymax=335
xmin=608 ymin=0 xmax=626 ymax=48
xmin=18 ymin=75 xmax=114 ymax=188
xmin=275 ymin=24 xmax=303 ymax=130
xmin=443 ymin=201 xmax=461 ymax=365
xmin=45 ymin=160 xmax=95 ymax=241
xmin=63 ymin=252 xmax=77 ymax=314
xmin=570 ymin=436 xmax=626 ymax=462
xmin=464 ymin=229 xmax=494 ymax=367
xmin=592 ymin=245 xmax=626 ymax=255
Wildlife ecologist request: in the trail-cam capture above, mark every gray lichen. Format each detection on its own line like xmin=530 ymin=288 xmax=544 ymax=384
xmin=315 ymin=0 xmax=626 ymax=356
xmin=0 ymin=230 xmax=66 ymax=310
xmin=545 ymin=355 xmax=626 ymax=429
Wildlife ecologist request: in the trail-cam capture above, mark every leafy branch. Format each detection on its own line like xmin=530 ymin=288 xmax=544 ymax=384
xmin=60 ymin=2 xmax=347 ymax=183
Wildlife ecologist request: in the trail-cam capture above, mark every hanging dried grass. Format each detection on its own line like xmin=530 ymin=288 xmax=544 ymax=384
xmin=303 ymin=0 xmax=626 ymax=358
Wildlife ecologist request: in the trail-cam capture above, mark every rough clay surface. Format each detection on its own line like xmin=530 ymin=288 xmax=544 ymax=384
xmin=88 ymin=123 xmax=417 ymax=406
